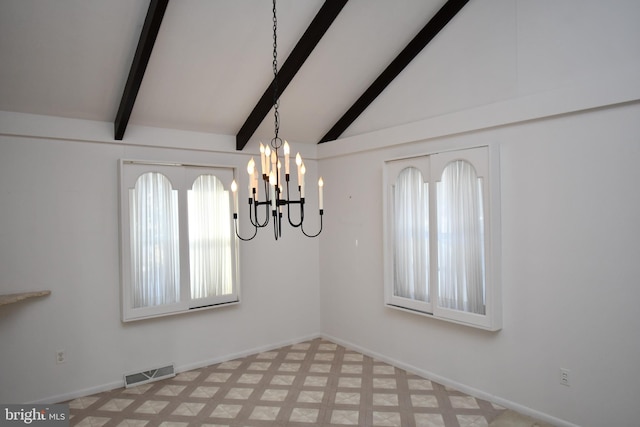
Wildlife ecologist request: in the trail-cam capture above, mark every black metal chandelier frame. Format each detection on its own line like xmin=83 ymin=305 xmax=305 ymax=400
xmin=233 ymin=0 xmax=323 ymax=241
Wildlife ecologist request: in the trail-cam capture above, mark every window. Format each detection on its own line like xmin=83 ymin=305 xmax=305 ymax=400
xmin=120 ymin=161 xmax=239 ymax=321
xmin=383 ymin=146 xmax=501 ymax=330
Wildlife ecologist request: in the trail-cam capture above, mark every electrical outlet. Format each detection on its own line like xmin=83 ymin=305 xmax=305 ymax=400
xmin=559 ymin=368 xmax=570 ymax=386
xmin=56 ymin=350 xmax=66 ymax=364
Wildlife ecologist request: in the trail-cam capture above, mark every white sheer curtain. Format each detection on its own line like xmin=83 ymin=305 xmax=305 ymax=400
xmin=188 ymin=174 xmax=232 ymax=299
xmin=129 ymin=172 xmax=180 ymax=308
xmin=393 ymin=167 xmax=429 ymax=302
xmin=437 ymin=160 xmax=486 ymax=314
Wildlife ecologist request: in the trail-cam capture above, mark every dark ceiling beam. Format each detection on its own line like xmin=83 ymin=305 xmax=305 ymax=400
xmin=318 ymin=0 xmax=469 ymax=144
xmin=236 ymin=0 xmax=349 ymax=151
xmin=114 ymin=0 xmax=169 ymax=140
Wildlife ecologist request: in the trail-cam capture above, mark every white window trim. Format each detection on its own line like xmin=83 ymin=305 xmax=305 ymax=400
xmin=383 ymin=145 xmax=502 ymax=331
xmin=119 ymin=159 xmax=240 ymax=322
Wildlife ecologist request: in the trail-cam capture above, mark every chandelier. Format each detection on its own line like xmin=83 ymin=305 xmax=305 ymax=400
xmin=231 ymin=0 xmax=324 ymax=241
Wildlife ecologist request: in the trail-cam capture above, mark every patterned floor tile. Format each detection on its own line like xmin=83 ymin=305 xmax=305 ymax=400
xmin=373 ymin=393 xmax=399 ymax=406
xmin=373 ymin=378 xmax=397 ymax=389
xmin=248 ymin=405 xmax=280 ymax=421
xmin=457 ymin=414 xmax=489 ymax=427
xmin=99 ymin=398 xmax=134 ymax=411
xmin=68 ymin=396 xmax=100 ymax=409
xmin=171 ymin=402 xmax=205 ymax=416
xmin=225 ymin=387 xmax=254 ymax=400
xmin=338 ymin=377 xmax=362 ymax=388
xmin=158 ymin=422 xmax=188 ymax=427
xmin=134 ymin=400 xmax=169 ymax=414
xmin=285 ymin=352 xmax=306 ymax=360
xmin=74 ymin=416 xmax=111 ymax=427
xmin=310 ymin=363 xmax=331 ymax=373
xmin=331 ymin=409 xmax=360 ymax=425
xmin=343 ymin=353 xmax=364 ymax=362
xmin=411 ymin=394 xmax=439 ymax=407
xmin=116 ymin=420 xmax=149 ymax=427
xmin=247 ymin=361 xmax=271 ymax=370
xmin=256 ymin=351 xmax=278 ymax=359
xmin=206 ymin=372 xmax=231 ymax=382
xmin=372 ymin=411 xmax=402 ymax=426
xmin=297 ymin=390 xmax=324 ymax=403
xmin=270 ymin=374 xmax=295 ymax=385
xmin=409 ymin=378 xmax=434 ymax=390
xmin=341 ymin=364 xmax=363 ymax=374
xmin=374 ymin=365 xmax=396 ymax=375
xmin=415 ymin=413 xmax=447 ymax=427
xmin=335 ymin=392 xmax=361 ymax=405
xmin=304 ymin=375 xmax=329 ymax=387
xmin=174 ymin=371 xmax=201 ymax=381
xmin=155 ymin=385 xmax=186 ymax=396
xmin=237 ymin=373 xmax=263 ymax=384
xmin=289 ymin=407 xmax=319 ymax=423
xmin=451 ymin=395 xmax=481 ymax=409
xmin=217 ymin=360 xmax=243 ymax=370
xmin=261 ymin=389 xmax=288 ymax=401
xmin=190 ymin=386 xmax=219 ymax=398
xmin=209 ymin=404 xmax=242 ymax=418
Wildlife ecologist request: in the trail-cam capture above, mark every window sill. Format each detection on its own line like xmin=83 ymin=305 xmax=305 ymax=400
xmin=385 ymin=303 xmax=501 ymax=332
xmin=123 ymin=299 xmax=240 ymax=323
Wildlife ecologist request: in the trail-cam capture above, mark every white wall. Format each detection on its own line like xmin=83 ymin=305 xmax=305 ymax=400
xmin=0 ymin=122 xmax=321 ymax=404
xmin=318 ymin=1 xmax=640 ymax=427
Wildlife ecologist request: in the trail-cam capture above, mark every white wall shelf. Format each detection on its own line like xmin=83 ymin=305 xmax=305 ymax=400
xmin=0 ymin=291 xmax=51 ymax=307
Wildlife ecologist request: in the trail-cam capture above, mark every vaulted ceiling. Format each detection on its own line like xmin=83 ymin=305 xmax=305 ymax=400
xmin=0 ymin=0 xmax=469 ymax=148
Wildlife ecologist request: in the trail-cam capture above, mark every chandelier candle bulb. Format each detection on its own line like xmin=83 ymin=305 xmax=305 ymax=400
xmin=269 ymin=172 xmax=276 ymax=211
xmin=318 ymin=177 xmax=324 ymax=210
xmin=296 ymin=153 xmax=302 ymax=184
xmin=271 ymin=150 xmax=277 ymax=178
xmin=254 ymin=161 xmax=259 ymax=196
xmin=247 ymin=158 xmax=255 ymax=195
xmin=254 ymin=172 xmax=259 ymax=198
xmin=259 ymin=143 xmax=266 ymax=175
xmin=265 ymin=146 xmax=271 ymax=176
xmin=284 ymin=141 xmax=290 ymax=175
xmin=231 ymin=180 xmax=239 ymax=214
xmin=300 ymin=163 xmax=306 ymax=198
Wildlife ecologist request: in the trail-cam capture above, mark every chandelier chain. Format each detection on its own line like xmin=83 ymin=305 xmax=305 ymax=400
xmin=272 ymin=0 xmax=280 ymax=142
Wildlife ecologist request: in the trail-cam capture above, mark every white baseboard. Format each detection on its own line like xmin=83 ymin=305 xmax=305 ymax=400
xmin=33 ymin=332 xmax=322 ymax=405
xmin=321 ymin=333 xmax=580 ymax=427
xmin=30 ymin=381 xmax=123 ymax=405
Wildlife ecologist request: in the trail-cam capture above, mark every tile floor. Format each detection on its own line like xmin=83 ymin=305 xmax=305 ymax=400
xmin=66 ymin=338 xmax=504 ymax=426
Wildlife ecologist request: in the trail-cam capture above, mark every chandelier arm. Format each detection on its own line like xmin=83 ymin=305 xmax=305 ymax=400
xmin=247 ymin=198 xmax=259 ymax=227
xmin=233 ymin=214 xmax=258 ymax=241
xmin=245 ymin=196 xmax=264 ymax=228
xmin=284 ymin=179 xmax=303 ymax=227
xmin=250 ymin=178 xmax=273 ymax=228
xmin=300 ymin=210 xmax=324 ymax=238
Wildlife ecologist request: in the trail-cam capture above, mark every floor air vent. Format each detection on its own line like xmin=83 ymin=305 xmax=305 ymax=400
xmin=124 ymin=363 xmax=175 ymax=388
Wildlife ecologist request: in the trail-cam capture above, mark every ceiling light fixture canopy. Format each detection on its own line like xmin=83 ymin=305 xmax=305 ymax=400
xmin=232 ymin=0 xmax=324 ymax=241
